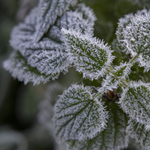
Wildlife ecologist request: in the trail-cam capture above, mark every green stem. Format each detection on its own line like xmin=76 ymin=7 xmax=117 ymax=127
xmin=129 ymin=54 xmax=139 ymax=64
xmin=93 ymin=54 xmax=139 ymax=99
xmin=93 ymin=91 xmax=102 ymax=100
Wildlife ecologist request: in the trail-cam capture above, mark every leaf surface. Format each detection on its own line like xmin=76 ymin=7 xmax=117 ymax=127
xmin=62 ymin=29 xmax=114 ymax=80
xmin=119 ymin=81 xmax=150 ymax=126
xmin=53 ymin=84 xmax=108 ymax=141
xmin=35 ymin=0 xmax=79 ymax=42
xmin=3 ymin=51 xmax=51 ymax=85
xmin=67 ymin=103 xmax=129 ymax=150
xmin=127 ymin=119 xmax=150 ymax=150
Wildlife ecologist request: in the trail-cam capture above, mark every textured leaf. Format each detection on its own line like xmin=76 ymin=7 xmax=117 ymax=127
xmin=9 ymin=4 xmax=95 ymax=84
xmin=35 ymin=0 xmax=79 ymax=42
xmin=127 ymin=119 xmax=150 ymax=150
xmin=10 ymin=8 xmax=38 ymax=55
xmin=119 ymin=81 xmax=150 ymax=126
xmin=53 ymin=84 xmax=108 ymax=141
xmin=3 ymin=51 xmax=51 ymax=85
xmin=67 ymin=103 xmax=129 ymax=150
xmin=116 ymin=12 xmax=134 ymax=54
xmin=62 ymin=29 xmax=114 ymax=80
xmin=116 ymin=9 xmax=150 ymax=72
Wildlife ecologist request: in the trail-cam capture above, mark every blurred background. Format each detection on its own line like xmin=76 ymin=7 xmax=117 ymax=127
xmin=0 ymin=0 xmax=146 ymax=149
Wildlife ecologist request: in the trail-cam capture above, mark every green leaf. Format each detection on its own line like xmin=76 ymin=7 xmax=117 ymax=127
xmin=119 ymin=81 xmax=150 ymax=126
xmin=9 ymin=3 xmax=96 ymax=84
xmin=116 ymin=9 xmax=150 ymax=72
xmin=127 ymin=119 xmax=150 ymax=150
xmin=62 ymin=29 xmax=114 ymax=80
xmin=3 ymin=51 xmax=51 ymax=85
xmin=67 ymin=103 xmax=129 ymax=150
xmin=53 ymin=84 xmax=108 ymax=141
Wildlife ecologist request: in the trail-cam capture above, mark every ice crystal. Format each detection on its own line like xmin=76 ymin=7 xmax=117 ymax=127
xmin=62 ymin=28 xmax=114 ymax=80
xmin=3 ymin=51 xmax=50 ymax=85
xmin=67 ymin=103 xmax=129 ymax=150
xmin=53 ymin=84 xmax=108 ymax=141
xmin=119 ymin=81 xmax=150 ymax=126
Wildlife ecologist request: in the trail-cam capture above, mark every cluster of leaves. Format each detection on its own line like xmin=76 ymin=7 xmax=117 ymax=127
xmin=4 ymin=0 xmax=150 ymax=150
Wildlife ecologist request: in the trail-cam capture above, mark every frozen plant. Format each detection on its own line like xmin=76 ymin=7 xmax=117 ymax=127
xmin=3 ymin=0 xmax=150 ymax=150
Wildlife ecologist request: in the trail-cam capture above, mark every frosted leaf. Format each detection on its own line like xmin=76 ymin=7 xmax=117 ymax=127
xmin=116 ymin=13 xmax=134 ymax=53
xmin=10 ymin=8 xmax=38 ymax=55
xmin=62 ymin=29 xmax=114 ymax=80
xmin=53 ymin=84 xmax=108 ymax=141
xmin=35 ymin=0 xmax=79 ymax=42
xmin=67 ymin=103 xmax=129 ymax=150
xmin=119 ymin=81 xmax=150 ymax=126
xmin=3 ymin=51 xmax=51 ymax=85
xmin=116 ymin=9 xmax=150 ymax=71
xmin=114 ymin=62 xmax=132 ymax=77
xmin=127 ymin=119 xmax=150 ymax=150
xmin=24 ymin=39 xmax=69 ymax=77
xmin=9 ymin=4 xmax=95 ymax=83
xmin=75 ymin=3 xmax=96 ymax=23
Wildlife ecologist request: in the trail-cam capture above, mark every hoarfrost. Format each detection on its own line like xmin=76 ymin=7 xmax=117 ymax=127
xmin=7 ymin=2 xmax=95 ymax=84
xmin=116 ymin=9 xmax=150 ymax=72
xmin=62 ymin=29 xmax=114 ymax=80
xmin=119 ymin=81 xmax=150 ymax=126
xmin=35 ymin=0 xmax=79 ymax=42
xmin=53 ymin=84 xmax=108 ymax=141
xmin=67 ymin=103 xmax=129 ymax=150
xmin=127 ymin=119 xmax=150 ymax=150
xmin=3 ymin=51 xmax=50 ymax=85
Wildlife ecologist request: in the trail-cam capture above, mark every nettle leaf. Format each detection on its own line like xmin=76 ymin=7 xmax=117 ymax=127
xmin=127 ymin=119 xmax=150 ymax=150
xmin=53 ymin=84 xmax=108 ymax=141
xmin=116 ymin=12 xmax=134 ymax=53
xmin=62 ymin=29 xmax=114 ymax=80
xmin=116 ymin=9 xmax=150 ymax=72
xmin=8 ymin=3 xmax=95 ymax=84
xmin=67 ymin=103 xmax=129 ymax=150
xmin=24 ymin=39 xmax=69 ymax=77
xmin=10 ymin=8 xmax=38 ymax=56
xmin=3 ymin=51 xmax=50 ymax=85
xmin=35 ymin=0 xmax=79 ymax=42
xmin=119 ymin=81 xmax=150 ymax=126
